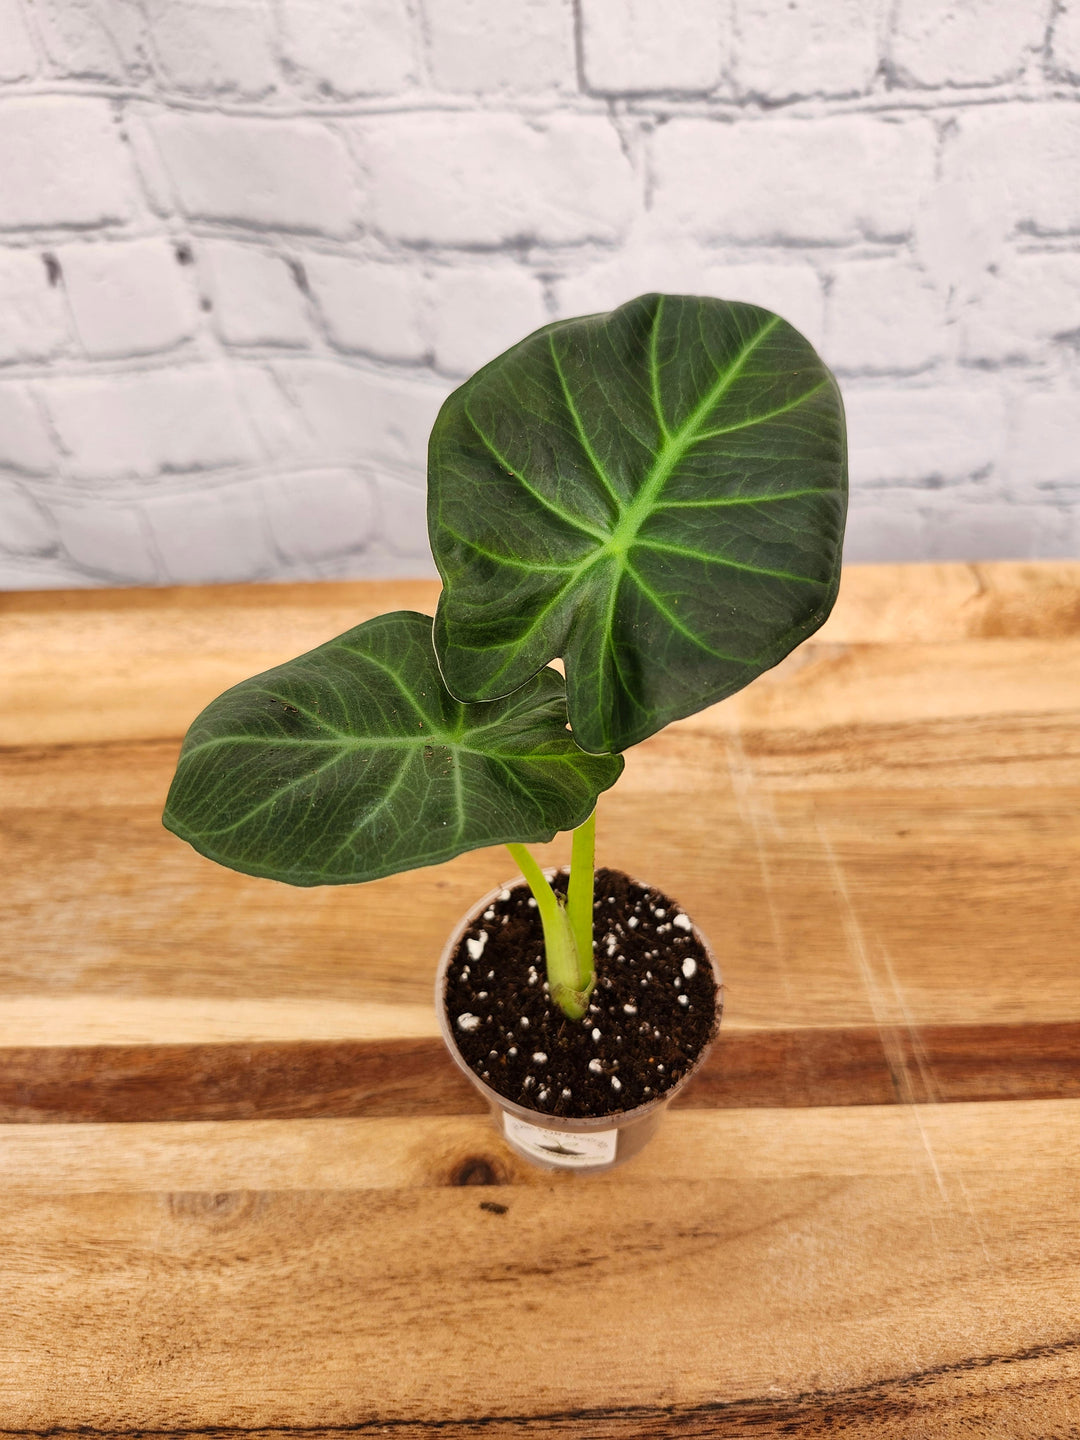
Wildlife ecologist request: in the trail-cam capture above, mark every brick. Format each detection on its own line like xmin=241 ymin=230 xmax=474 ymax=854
xmin=59 ymin=239 xmax=198 ymax=359
xmin=358 ymin=112 xmax=637 ymax=247
xmin=0 ymin=249 xmax=70 ymax=363
xmin=44 ymin=369 xmax=259 ymax=481
xmin=825 ymin=257 xmax=941 ymax=372
xmin=198 ymin=241 xmax=312 ymax=348
xmin=264 ymin=470 xmax=376 ymax=562
xmin=304 ymin=256 xmax=425 ymax=362
xmin=891 ymin=0 xmax=1042 ymax=87
xmin=938 ymin=105 xmax=1080 ymax=245
xmin=651 ymin=116 xmax=935 ymax=245
xmin=1052 ymin=0 xmax=1080 ymax=78
xmin=273 ymin=361 xmax=449 ymax=472
xmin=278 ymin=0 xmax=415 ymax=96
xmin=921 ymin=495 xmax=1060 ymax=562
xmin=143 ymin=482 xmax=275 ymax=583
xmin=375 ymin=474 xmax=431 ymax=559
xmin=0 ymin=0 xmax=39 ymax=80
xmin=553 ymin=246 xmax=824 ymax=350
xmin=845 ymin=386 xmax=1006 ymax=487
xmin=1006 ymin=390 xmax=1080 ymax=489
xmin=232 ymin=364 xmax=312 ymax=459
xmin=427 ymin=264 xmax=547 ymax=375
xmin=31 ymin=0 xmax=150 ymax=81
xmin=0 ymin=98 xmax=140 ymax=230
xmin=53 ymin=499 xmax=159 ymax=583
xmin=0 ymin=386 xmax=55 ymax=474
xmin=426 ymin=0 xmax=574 ymax=93
xmin=842 ymin=489 xmax=926 ymax=562
xmin=0 ymin=479 xmax=56 ymax=554
xmin=962 ymin=252 xmax=1080 ymax=363
xmin=734 ymin=0 xmax=882 ymax=100
xmin=580 ymin=0 xmax=727 ymax=94
xmin=145 ymin=0 xmax=278 ymax=97
xmin=150 ymin=113 xmax=358 ymax=237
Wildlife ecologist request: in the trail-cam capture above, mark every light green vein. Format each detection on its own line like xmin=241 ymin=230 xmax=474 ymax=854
xmin=320 ymin=750 xmax=414 ymax=868
xmin=612 ymin=315 xmax=782 ymax=547
xmin=257 ymin=690 xmax=349 ymax=740
xmin=193 ymin=746 xmax=358 ymax=837
xmin=634 ymin=537 xmax=820 ymax=586
xmin=441 ymin=524 xmax=584 ymax=574
xmin=661 ymin=486 xmax=836 ymax=510
xmin=465 ymin=402 xmax=612 ymax=545
xmin=548 ymin=333 xmax=625 ymax=519
xmin=330 ymin=642 xmax=446 ymax=732
xmin=648 ymin=296 xmax=670 ymax=441
xmin=692 ymin=379 xmax=830 ymax=441
xmin=625 ymin=562 xmax=755 ymax=664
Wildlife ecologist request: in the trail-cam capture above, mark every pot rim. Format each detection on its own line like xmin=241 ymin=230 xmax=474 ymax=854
xmin=436 ymin=868 xmax=723 ymax=1133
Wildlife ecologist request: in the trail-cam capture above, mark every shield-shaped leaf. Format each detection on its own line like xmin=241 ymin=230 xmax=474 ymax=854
xmin=429 ymin=293 xmax=847 ymax=753
xmin=163 ymin=611 xmax=623 ymax=886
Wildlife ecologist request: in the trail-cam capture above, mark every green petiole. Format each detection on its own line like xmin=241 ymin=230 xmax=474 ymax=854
xmin=506 ymin=809 xmax=597 ymax=1022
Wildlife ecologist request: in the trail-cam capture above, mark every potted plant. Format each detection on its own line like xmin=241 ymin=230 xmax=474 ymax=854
xmin=163 ymin=293 xmax=847 ymax=1172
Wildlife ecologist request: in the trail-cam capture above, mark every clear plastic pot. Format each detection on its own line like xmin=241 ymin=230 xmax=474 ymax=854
xmin=436 ymin=873 xmax=723 ymax=1175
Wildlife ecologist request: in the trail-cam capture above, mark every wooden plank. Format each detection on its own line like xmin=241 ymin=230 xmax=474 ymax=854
xmin=0 ymin=578 xmax=443 ymax=747
xmin=4 ymin=564 xmax=1080 ymax=751
xmin=1 ymin=1103 xmax=1078 ymax=1434
xmin=5 ymin=1101 xmax=1080 ymax=1190
xmin=3 ymin=685 xmax=1080 ymax=1038
xmin=4 ymin=1019 xmax=1080 ymax=1122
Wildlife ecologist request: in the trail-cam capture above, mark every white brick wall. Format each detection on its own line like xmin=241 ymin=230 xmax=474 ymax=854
xmin=0 ymin=0 xmax=1077 ymax=590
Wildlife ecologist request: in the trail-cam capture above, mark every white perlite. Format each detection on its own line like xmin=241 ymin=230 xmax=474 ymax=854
xmin=456 ymin=1013 xmax=480 ymax=1032
xmin=682 ymin=956 xmax=698 ymax=978
xmin=465 ymin=932 xmax=488 ymax=961
xmin=673 ymin=913 xmax=693 ymax=932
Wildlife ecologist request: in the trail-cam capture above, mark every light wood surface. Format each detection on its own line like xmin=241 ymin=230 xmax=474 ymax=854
xmin=2 ymin=562 xmax=1079 ymax=1435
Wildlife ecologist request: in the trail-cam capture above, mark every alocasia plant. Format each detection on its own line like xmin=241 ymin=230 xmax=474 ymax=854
xmin=164 ymin=293 xmax=847 ymax=1022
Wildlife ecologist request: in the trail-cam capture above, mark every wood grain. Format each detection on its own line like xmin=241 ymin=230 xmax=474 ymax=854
xmin=4 ymin=568 xmax=1080 ymax=1042
xmin=2 ymin=1104 xmax=1080 ymax=1434
xmin=3 ymin=563 xmax=1080 ymax=1436
xmin=4 ymin=1019 xmax=1080 ymax=1123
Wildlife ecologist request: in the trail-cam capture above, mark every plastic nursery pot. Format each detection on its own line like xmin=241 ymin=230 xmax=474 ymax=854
xmin=436 ymin=873 xmax=723 ymax=1175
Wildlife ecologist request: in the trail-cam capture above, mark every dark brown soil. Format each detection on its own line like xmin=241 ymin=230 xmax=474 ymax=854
xmin=442 ymin=868 xmax=720 ymax=1120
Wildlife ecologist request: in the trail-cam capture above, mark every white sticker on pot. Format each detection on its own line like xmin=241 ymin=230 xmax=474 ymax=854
xmin=503 ymin=1113 xmax=617 ymax=1168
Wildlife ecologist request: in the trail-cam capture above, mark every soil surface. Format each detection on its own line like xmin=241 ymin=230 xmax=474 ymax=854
xmin=443 ymin=868 xmax=720 ymax=1121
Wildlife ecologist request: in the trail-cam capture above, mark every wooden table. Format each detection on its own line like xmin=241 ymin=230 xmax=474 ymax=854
xmin=3 ymin=562 xmax=1080 ymax=1437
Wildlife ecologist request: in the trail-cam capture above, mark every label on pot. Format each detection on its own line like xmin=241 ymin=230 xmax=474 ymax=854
xmin=503 ymin=1114 xmax=618 ymax=1168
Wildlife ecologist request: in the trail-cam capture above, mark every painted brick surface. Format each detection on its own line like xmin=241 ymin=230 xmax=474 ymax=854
xmin=149 ymin=113 xmax=359 ymax=235
xmin=59 ymin=238 xmax=199 ymax=358
xmin=579 ymin=0 xmax=730 ymax=95
xmin=0 ymin=0 xmax=1076 ymax=590
xmin=650 ymin=116 xmax=936 ymax=244
xmin=0 ymin=99 xmax=141 ymax=229
xmin=1053 ymin=1 xmax=1080 ymax=78
xmin=890 ymin=0 xmax=1044 ymax=88
xmin=356 ymin=112 xmax=638 ymax=246
xmin=425 ymin=0 xmax=575 ymax=93
xmin=734 ymin=0 xmax=884 ymax=101
xmin=0 ymin=249 xmax=70 ymax=362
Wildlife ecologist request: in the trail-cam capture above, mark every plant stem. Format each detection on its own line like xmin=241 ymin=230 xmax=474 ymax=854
xmin=566 ymin=808 xmax=596 ymax=992
xmin=505 ymin=838 xmax=593 ymax=1021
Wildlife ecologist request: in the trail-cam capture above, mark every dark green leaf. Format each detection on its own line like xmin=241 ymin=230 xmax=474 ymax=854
xmin=429 ymin=293 xmax=847 ymax=753
xmin=163 ymin=611 xmax=622 ymax=886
